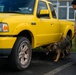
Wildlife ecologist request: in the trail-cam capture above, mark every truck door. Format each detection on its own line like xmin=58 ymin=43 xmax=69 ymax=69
xmin=36 ymin=1 xmax=52 ymax=46
xmin=48 ymin=3 xmax=61 ymax=42
xmin=35 ymin=1 xmax=61 ymax=47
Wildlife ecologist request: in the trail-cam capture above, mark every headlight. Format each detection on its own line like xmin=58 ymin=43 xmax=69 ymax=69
xmin=0 ymin=23 xmax=9 ymax=32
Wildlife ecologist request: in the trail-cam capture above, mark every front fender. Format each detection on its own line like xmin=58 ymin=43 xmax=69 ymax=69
xmin=12 ymin=23 xmax=36 ymax=48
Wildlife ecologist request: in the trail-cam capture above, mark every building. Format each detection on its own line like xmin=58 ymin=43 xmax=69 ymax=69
xmin=48 ymin=0 xmax=74 ymax=21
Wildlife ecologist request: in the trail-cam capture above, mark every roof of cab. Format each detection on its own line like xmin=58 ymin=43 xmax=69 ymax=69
xmin=39 ymin=0 xmax=52 ymax=4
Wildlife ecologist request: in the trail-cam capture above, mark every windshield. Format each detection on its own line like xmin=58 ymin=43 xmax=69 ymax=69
xmin=0 ymin=0 xmax=35 ymax=14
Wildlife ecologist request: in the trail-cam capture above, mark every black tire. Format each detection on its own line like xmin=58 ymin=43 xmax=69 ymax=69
xmin=66 ymin=35 xmax=72 ymax=47
xmin=9 ymin=37 xmax=32 ymax=70
xmin=65 ymin=35 xmax=72 ymax=55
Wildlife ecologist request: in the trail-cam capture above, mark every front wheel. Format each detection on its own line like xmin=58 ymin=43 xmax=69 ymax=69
xmin=9 ymin=37 xmax=32 ymax=70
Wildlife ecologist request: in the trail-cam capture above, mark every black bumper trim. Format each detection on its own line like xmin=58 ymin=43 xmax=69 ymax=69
xmin=0 ymin=49 xmax=11 ymax=56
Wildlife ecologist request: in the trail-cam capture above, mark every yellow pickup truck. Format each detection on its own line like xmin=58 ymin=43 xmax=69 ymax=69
xmin=0 ymin=0 xmax=74 ymax=70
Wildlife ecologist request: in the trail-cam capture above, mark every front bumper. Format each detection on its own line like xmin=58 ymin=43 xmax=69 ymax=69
xmin=0 ymin=37 xmax=16 ymax=56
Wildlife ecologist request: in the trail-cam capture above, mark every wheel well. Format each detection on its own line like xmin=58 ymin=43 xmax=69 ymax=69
xmin=67 ymin=30 xmax=72 ymax=39
xmin=17 ymin=30 xmax=33 ymax=44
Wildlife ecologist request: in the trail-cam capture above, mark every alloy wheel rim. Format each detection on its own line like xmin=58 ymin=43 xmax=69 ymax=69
xmin=18 ymin=41 xmax=29 ymax=65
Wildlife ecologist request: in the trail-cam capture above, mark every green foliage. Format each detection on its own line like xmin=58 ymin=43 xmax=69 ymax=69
xmin=72 ymin=38 xmax=76 ymax=52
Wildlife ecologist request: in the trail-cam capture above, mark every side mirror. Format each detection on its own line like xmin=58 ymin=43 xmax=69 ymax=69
xmin=37 ymin=9 xmax=49 ymax=18
xmin=40 ymin=9 xmax=49 ymax=15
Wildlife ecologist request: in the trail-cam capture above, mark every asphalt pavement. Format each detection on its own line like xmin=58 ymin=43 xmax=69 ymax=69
xmin=0 ymin=52 xmax=76 ymax=75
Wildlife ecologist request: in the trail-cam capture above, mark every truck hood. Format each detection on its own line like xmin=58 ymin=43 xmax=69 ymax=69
xmin=0 ymin=13 xmax=24 ymax=21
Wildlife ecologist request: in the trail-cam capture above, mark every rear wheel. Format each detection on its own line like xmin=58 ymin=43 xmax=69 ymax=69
xmin=66 ymin=35 xmax=72 ymax=47
xmin=65 ymin=35 xmax=72 ymax=55
xmin=9 ymin=37 xmax=32 ymax=70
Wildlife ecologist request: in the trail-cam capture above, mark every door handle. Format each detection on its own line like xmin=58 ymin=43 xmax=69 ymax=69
xmin=51 ymin=22 xmax=54 ymax=25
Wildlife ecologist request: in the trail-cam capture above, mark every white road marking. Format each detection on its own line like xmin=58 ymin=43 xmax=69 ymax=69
xmin=44 ymin=62 xmax=75 ymax=75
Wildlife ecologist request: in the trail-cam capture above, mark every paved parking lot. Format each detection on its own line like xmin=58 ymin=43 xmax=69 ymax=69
xmin=0 ymin=52 xmax=76 ymax=75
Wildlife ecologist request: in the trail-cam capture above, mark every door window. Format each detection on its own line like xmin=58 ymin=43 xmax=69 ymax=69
xmin=37 ymin=1 xmax=49 ymax=18
xmin=49 ymin=4 xmax=57 ymax=18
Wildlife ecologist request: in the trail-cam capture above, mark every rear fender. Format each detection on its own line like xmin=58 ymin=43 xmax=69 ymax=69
xmin=63 ymin=25 xmax=74 ymax=38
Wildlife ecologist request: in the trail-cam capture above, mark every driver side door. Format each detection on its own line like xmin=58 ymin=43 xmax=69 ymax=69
xmin=35 ymin=1 xmax=57 ymax=46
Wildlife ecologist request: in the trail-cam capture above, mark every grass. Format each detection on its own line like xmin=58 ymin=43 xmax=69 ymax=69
xmin=72 ymin=38 xmax=76 ymax=52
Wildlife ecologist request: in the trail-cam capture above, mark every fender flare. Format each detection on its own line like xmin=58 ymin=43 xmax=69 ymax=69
xmin=12 ymin=23 xmax=36 ymax=48
xmin=63 ymin=25 xmax=74 ymax=38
